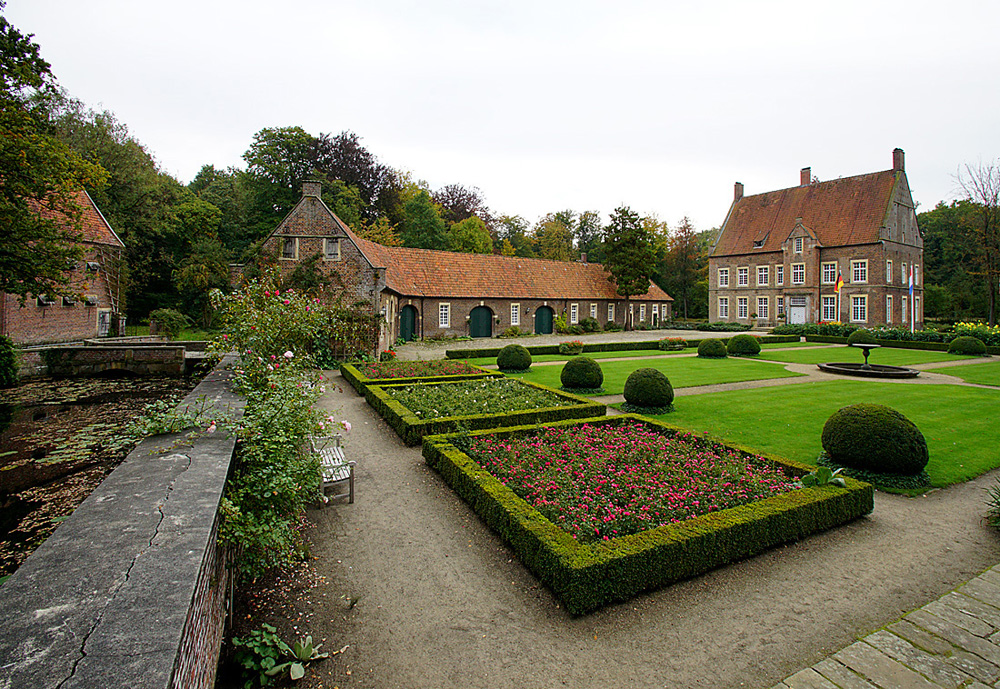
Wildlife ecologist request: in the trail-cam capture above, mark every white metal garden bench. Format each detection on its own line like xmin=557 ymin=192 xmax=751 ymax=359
xmin=309 ymin=435 xmax=355 ymax=504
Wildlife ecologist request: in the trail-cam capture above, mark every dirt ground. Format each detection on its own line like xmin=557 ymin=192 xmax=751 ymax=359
xmin=240 ymin=365 xmax=1000 ymax=689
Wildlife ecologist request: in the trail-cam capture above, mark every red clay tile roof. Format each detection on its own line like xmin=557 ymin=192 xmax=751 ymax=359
xmin=345 ymin=227 xmax=671 ymax=301
xmin=713 ymin=170 xmax=898 ymax=256
xmin=26 ymin=190 xmax=124 ymax=247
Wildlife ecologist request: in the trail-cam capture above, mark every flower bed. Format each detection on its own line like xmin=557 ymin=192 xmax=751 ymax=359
xmin=365 ymin=378 xmax=605 ymax=446
xmin=423 ymin=415 xmax=874 ymax=615
xmin=340 ymin=359 xmax=501 ymax=394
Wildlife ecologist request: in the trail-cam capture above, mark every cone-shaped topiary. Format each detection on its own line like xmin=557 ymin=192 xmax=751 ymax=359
xmin=623 ymin=368 xmax=674 ymax=408
xmin=697 ymin=338 xmax=727 ymax=358
xmin=847 ymin=329 xmax=878 ymax=346
xmin=497 ymin=344 xmax=532 ymax=372
xmin=560 ymin=356 xmax=604 ymax=390
xmin=948 ymin=335 xmax=987 ymax=356
xmin=821 ymin=403 xmax=928 ymax=476
xmin=726 ymin=333 xmax=761 ymax=357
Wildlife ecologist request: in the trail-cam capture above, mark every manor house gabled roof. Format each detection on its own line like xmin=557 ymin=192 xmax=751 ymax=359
xmin=712 ymin=169 xmax=898 ymax=256
xmin=27 ymin=190 xmax=125 ymax=248
xmin=348 ymin=230 xmax=672 ymax=302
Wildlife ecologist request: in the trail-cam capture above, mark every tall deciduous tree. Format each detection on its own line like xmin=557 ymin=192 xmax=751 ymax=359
xmin=399 ymin=190 xmax=448 ymax=250
xmin=958 ymin=161 xmax=1000 ymax=325
xmin=603 ymin=205 xmax=656 ymax=330
xmin=659 ymin=216 xmax=706 ymax=319
xmin=447 ymin=215 xmax=492 ymax=253
xmin=918 ymin=200 xmax=984 ymax=320
xmin=0 ymin=7 xmax=107 ymax=301
xmin=433 ymin=183 xmax=491 ymax=227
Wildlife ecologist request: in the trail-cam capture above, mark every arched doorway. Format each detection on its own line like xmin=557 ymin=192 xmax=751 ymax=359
xmin=534 ymin=305 xmax=554 ymax=335
xmin=469 ymin=306 xmax=493 ymax=338
xmin=399 ymin=305 xmax=418 ymax=342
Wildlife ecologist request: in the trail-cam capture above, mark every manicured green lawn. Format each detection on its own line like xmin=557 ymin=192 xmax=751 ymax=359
xmin=643 ymin=380 xmax=1000 ymax=487
xmin=934 ymin=360 xmax=1000 ymax=386
xmin=757 ymin=346 xmax=974 ymax=367
xmin=508 ymin=357 xmax=803 ymax=395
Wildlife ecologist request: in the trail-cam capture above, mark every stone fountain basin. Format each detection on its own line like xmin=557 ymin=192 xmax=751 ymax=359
xmin=817 ymin=362 xmax=920 ymax=379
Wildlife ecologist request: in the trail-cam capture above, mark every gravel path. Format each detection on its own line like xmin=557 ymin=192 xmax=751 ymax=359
xmin=296 ymin=359 xmax=1000 ymax=689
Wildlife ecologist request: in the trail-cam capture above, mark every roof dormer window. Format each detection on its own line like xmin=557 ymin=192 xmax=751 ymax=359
xmin=753 ymin=239 xmax=764 ymax=248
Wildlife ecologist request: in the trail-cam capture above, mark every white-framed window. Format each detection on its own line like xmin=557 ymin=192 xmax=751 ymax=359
xmin=737 ymin=297 xmax=748 ymax=319
xmin=719 ymin=297 xmax=729 ymax=319
xmin=851 ymin=260 xmax=867 ymax=284
xmin=822 ymin=262 xmax=838 ymax=284
xmin=281 ymin=237 xmax=298 ymax=260
xmin=886 ymin=295 xmax=893 ymax=324
xmin=590 ymin=303 xmax=597 ymax=319
xmin=757 ymin=297 xmax=769 ymax=320
xmin=851 ymin=295 xmax=867 ymax=323
xmin=902 ymin=262 xmax=908 ymax=285
xmin=776 ymin=296 xmax=784 ymax=315
xmin=510 ymin=303 xmax=520 ymax=326
xmin=914 ymin=264 xmax=920 ymax=286
xmin=822 ymin=296 xmax=837 ymax=322
xmin=776 ymin=264 xmax=784 ymax=286
xmin=570 ymin=303 xmax=579 ymax=324
xmin=639 ymin=304 xmax=646 ymax=322
xmin=794 ymin=237 xmax=803 ymax=253
xmin=792 ymin=263 xmax=805 ymax=285
xmin=737 ymin=267 xmax=749 ymax=287
xmin=438 ymin=303 xmax=451 ymax=328
xmin=886 ymin=260 xmax=893 ymax=283
xmin=902 ymin=296 xmax=909 ymax=324
xmin=652 ymin=304 xmax=659 ymax=320
xmin=323 ymin=238 xmax=341 ymax=261
xmin=757 ymin=266 xmax=769 ymax=286
xmin=915 ymin=296 xmax=921 ymax=321
xmin=718 ymin=267 xmax=730 ymax=288
xmin=608 ymin=303 xmax=615 ymax=322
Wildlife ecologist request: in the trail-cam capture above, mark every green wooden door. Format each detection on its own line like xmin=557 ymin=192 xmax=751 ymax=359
xmin=400 ymin=305 xmax=417 ymax=342
xmin=535 ymin=306 xmax=554 ymax=334
xmin=469 ymin=306 xmax=493 ymax=338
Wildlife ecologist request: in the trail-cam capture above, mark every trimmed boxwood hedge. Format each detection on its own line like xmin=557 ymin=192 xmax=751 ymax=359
xmin=340 ymin=361 xmax=502 ymax=395
xmin=364 ymin=379 xmax=606 ymax=446
xmin=445 ymin=335 xmax=801 ymax=360
xmin=422 ymin=415 xmax=873 ymax=616
xmin=805 ymin=334 xmax=1000 ymax=355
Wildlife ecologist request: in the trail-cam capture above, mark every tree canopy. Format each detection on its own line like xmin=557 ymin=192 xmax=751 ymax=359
xmin=602 ymin=205 xmax=657 ymax=328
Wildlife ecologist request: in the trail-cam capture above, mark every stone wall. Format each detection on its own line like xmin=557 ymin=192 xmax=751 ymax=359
xmin=17 ymin=345 xmax=186 ymax=378
xmin=0 ymin=364 xmax=244 ymax=689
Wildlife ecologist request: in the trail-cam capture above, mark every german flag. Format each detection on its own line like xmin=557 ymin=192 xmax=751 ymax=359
xmin=834 ymin=273 xmax=844 ymax=293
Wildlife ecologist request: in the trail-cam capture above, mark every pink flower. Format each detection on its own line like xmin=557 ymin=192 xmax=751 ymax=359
xmin=206 ymin=423 xmax=217 ymax=434
xmin=342 ymin=420 xmax=352 ymax=434
xmin=283 ymin=351 xmax=294 ymax=359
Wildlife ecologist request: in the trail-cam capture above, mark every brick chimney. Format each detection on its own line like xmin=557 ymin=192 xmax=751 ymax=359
xmin=800 ymin=167 xmax=811 ymax=186
xmin=302 ymin=180 xmax=322 ymax=197
xmin=893 ymin=148 xmax=905 ymax=172
xmin=579 ymin=252 xmax=588 ymax=264
xmin=734 ymin=182 xmax=744 ymax=201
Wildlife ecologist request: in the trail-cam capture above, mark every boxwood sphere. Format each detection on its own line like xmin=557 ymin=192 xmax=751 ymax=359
xmin=497 ymin=343 xmax=532 ymax=371
xmin=623 ymin=368 xmax=674 ymax=408
xmin=697 ymin=338 xmax=728 ymax=358
xmin=560 ymin=356 xmax=604 ymax=389
xmin=726 ymin=333 xmax=761 ymax=357
xmin=949 ymin=335 xmax=987 ymax=356
xmin=821 ymin=403 xmax=928 ymax=475
xmin=847 ymin=329 xmax=878 ymax=345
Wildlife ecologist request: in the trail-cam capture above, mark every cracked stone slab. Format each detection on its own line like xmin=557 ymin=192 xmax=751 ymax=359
xmin=906 ymin=609 xmax=1000 ymax=668
xmin=833 ymin=640 xmax=942 ymax=689
xmin=865 ymin=629 xmax=972 ymax=687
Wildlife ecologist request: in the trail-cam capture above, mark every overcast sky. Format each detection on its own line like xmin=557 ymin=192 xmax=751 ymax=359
xmin=7 ymin=0 xmax=1000 ymax=231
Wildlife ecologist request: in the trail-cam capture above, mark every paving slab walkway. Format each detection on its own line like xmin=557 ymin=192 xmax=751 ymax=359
xmin=304 ymin=346 xmax=1000 ymax=689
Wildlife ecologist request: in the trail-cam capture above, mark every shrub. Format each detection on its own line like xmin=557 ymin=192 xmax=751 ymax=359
xmin=658 ymin=337 xmax=686 ymax=351
xmin=560 ymin=356 xmax=604 ymax=390
xmin=558 ymin=340 xmax=584 ymax=355
xmin=149 ymin=308 xmax=191 ymax=339
xmin=554 ymin=314 xmax=569 ymax=334
xmin=847 ymin=329 xmax=877 ymax=345
xmin=623 ymin=368 xmax=674 ymax=409
xmin=821 ymin=403 xmax=928 ymax=476
xmin=501 ymin=325 xmax=523 ymax=338
xmin=726 ymin=333 xmax=761 ymax=357
xmin=604 ymin=320 xmax=623 ymax=332
xmin=379 ymin=348 xmax=397 ymax=361
xmin=497 ymin=343 xmax=532 ymax=372
xmin=0 ymin=335 xmax=18 ymax=388
xmin=697 ymin=338 xmax=727 ymax=358
xmin=696 ymin=322 xmax=751 ymax=332
xmin=949 ymin=335 xmax=987 ymax=356
xmin=579 ymin=316 xmax=602 ymax=332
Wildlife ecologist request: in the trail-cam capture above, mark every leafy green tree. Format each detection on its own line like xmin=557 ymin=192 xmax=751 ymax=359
xmin=603 ymin=205 xmax=657 ymax=330
xmin=447 ymin=215 xmax=492 ymax=253
xmin=575 ymin=210 xmax=604 ymax=263
xmin=242 ymin=126 xmax=315 ymax=239
xmin=496 ymin=214 xmax=534 ymax=257
xmin=355 ymin=216 xmax=401 ymax=246
xmin=312 ymin=130 xmax=401 ymax=224
xmin=958 ymin=161 xmax=1000 ymax=325
xmin=659 ymin=216 xmax=706 ymax=319
xmin=919 ymin=200 xmax=986 ymax=320
xmin=533 ymin=212 xmax=576 ymax=261
xmin=0 ymin=8 xmax=107 ymax=302
xmin=433 ymin=183 xmax=492 ymax=227
xmin=399 ymin=190 xmax=448 ymax=250
xmin=173 ymin=237 xmax=230 ymax=327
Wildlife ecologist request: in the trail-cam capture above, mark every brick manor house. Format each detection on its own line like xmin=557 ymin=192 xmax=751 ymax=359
xmin=709 ymin=148 xmax=923 ymax=328
xmin=255 ymin=181 xmax=672 ymax=351
xmin=1 ymin=190 xmax=125 ymax=345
